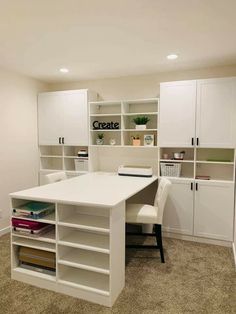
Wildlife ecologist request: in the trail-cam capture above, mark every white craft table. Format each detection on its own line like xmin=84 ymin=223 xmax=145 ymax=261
xmin=10 ymin=173 xmax=157 ymax=307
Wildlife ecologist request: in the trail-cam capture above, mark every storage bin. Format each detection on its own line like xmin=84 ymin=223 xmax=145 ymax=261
xmin=160 ymin=162 xmax=181 ymax=177
xmin=74 ymin=158 xmax=88 ymax=172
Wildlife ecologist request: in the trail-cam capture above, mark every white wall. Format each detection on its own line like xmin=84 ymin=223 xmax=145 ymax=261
xmin=49 ymin=64 xmax=236 ymax=100
xmin=0 ymin=67 xmax=47 ymax=233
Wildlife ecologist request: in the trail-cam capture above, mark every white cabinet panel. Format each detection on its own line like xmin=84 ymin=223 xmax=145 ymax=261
xmin=196 ymin=78 xmax=236 ymax=148
xmin=159 ymin=80 xmax=196 ymax=147
xmin=163 ymin=179 xmax=194 ymax=235
xmin=38 ymin=90 xmax=89 ymax=145
xmin=194 ymin=181 xmax=234 ymax=241
xmin=63 ymin=91 xmax=88 ymax=145
xmin=38 ymin=93 xmax=64 ymax=145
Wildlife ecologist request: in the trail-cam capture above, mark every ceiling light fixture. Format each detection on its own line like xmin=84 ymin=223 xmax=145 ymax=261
xmin=167 ymin=54 xmax=178 ymax=60
xmin=59 ymin=68 xmax=69 ymax=73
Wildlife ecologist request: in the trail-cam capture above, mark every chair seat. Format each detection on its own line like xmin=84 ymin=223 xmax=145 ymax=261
xmin=126 ymin=203 xmax=160 ymax=224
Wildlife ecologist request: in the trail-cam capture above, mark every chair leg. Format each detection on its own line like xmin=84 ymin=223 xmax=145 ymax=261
xmin=155 ymin=224 xmax=165 ymax=263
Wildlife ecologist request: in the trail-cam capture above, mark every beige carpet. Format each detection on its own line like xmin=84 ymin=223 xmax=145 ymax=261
xmin=0 ymin=233 xmax=235 ymax=314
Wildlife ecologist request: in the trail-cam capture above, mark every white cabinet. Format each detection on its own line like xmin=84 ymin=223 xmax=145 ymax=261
xmin=163 ymin=179 xmax=234 ymax=241
xmin=159 ymin=77 xmax=236 ymax=148
xmin=196 ymin=78 xmax=236 ymax=148
xmin=194 ymin=181 xmax=234 ymax=241
xmin=38 ymin=90 xmax=89 ymax=145
xmin=163 ymin=179 xmax=194 ymax=235
xmin=38 ymin=92 xmax=64 ymax=145
xmin=159 ymin=80 xmax=196 ymax=147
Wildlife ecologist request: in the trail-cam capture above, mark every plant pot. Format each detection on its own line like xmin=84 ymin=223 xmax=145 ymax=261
xmin=135 ymin=124 xmax=146 ymax=130
xmin=96 ymin=138 xmax=104 ymax=145
xmin=132 ymin=139 xmax=141 ymax=146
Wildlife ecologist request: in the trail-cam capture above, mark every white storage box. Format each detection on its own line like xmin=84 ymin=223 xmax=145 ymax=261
xmin=74 ymin=158 xmax=88 ymax=172
xmin=160 ymin=162 xmax=181 ymax=177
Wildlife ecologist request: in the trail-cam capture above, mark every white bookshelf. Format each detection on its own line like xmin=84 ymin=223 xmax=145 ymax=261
xmin=89 ymin=98 xmax=159 ymax=148
xmin=39 ymin=145 xmax=90 ymax=184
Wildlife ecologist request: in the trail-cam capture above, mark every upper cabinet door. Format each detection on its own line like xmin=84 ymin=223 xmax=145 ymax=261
xmin=159 ymin=80 xmax=197 ymax=147
xmin=196 ymin=78 xmax=236 ymax=148
xmin=38 ymin=93 xmax=65 ymax=145
xmin=62 ymin=90 xmax=88 ymax=145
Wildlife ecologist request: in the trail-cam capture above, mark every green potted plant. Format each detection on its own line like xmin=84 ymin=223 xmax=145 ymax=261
xmin=96 ymin=133 xmax=104 ymax=145
xmin=133 ymin=116 xmax=150 ymax=130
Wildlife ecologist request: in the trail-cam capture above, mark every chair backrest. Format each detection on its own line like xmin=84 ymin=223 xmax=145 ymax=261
xmin=45 ymin=171 xmax=67 ymax=184
xmin=154 ymin=178 xmax=171 ymax=223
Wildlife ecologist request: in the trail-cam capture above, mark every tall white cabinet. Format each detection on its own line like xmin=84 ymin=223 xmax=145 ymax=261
xmin=160 ymin=77 xmax=236 ymax=243
xmin=159 ymin=77 xmax=236 ymax=148
xmin=38 ymin=89 xmax=90 ymax=145
xmin=159 ymin=80 xmax=196 ymax=147
xmin=38 ymin=89 xmax=96 ymax=184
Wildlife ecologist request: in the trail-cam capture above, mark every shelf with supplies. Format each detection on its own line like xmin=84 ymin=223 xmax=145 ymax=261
xmin=89 ymin=98 xmax=159 ymax=149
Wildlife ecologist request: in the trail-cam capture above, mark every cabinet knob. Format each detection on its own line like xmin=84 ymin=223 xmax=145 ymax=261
xmin=196 ymin=182 xmax=198 ymax=191
xmin=59 ymin=137 xmax=61 ymax=144
xmin=191 ymin=182 xmax=193 ymax=190
xmin=196 ymin=138 xmax=199 ymax=146
xmin=191 ymin=138 xmax=194 ymax=146
xmin=62 ymin=137 xmax=64 ymax=144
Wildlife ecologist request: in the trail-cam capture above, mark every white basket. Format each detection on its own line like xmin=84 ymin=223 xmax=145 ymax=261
xmin=160 ymin=162 xmax=181 ymax=177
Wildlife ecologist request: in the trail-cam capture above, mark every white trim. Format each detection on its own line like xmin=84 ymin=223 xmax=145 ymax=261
xmin=232 ymin=243 xmax=236 ymax=267
xmin=163 ymin=231 xmax=231 ymax=247
xmin=0 ymin=226 xmax=10 ymax=237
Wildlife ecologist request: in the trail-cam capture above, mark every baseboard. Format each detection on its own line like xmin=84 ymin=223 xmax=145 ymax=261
xmin=163 ymin=231 xmax=231 ymax=247
xmin=0 ymin=226 xmax=10 ymax=237
xmin=232 ymin=242 xmax=236 ymax=267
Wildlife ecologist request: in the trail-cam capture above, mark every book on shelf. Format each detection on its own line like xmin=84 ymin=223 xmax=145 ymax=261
xmin=13 ymin=201 xmax=54 ymax=219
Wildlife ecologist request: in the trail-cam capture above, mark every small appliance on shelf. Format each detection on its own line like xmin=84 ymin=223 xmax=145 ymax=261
xmin=118 ymin=165 xmax=153 ymax=177
xmin=78 ymin=149 xmax=88 ymax=158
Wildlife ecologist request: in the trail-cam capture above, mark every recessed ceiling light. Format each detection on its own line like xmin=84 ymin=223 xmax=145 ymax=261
xmin=59 ymin=68 xmax=69 ymax=73
xmin=167 ymin=54 xmax=178 ymax=60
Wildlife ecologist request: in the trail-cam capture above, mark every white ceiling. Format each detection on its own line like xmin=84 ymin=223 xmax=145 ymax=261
xmin=0 ymin=0 xmax=236 ymax=83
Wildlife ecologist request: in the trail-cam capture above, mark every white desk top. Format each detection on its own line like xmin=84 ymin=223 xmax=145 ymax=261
xmin=10 ymin=173 xmax=158 ymax=207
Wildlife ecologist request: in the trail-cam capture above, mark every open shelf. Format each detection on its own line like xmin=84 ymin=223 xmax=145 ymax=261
xmin=12 ymin=227 xmax=56 ymax=243
xmin=58 ymin=265 xmax=110 ymax=296
xmin=40 ymin=157 xmax=63 ymax=171
xmin=58 ymin=227 xmax=110 ymax=254
xmin=123 ymin=130 xmax=157 ymax=146
xmin=90 ymin=101 xmax=121 ymax=115
xmin=195 ymin=163 xmax=234 ymax=181
xmin=160 ymin=147 xmax=194 ymax=161
xmin=58 ymin=213 xmax=109 ymax=233
xmin=64 ymin=146 xmax=88 ymax=157
xmin=123 ymin=115 xmax=157 ymax=130
xmin=196 ymin=148 xmax=234 ymax=163
xmin=12 ymin=236 xmax=56 ymax=252
xmin=39 ymin=145 xmax=63 ymax=157
xmin=122 ymin=98 xmax=158 ymax=114
xmin=58 ymin=246 xmax=110 ymax=274
xmin=13 ymin=266 xmax=56 ymax=282
xmin=90 ymin=130 xmax=122 ymax=146
xmin=12 ymin=212 xmax=56 ymax=225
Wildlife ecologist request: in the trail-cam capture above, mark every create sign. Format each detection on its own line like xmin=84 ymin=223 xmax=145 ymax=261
xmin=93 ymin=121 xmax=120 ymax=130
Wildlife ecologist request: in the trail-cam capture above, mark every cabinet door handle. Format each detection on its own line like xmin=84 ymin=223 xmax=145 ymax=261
xmin=191 ymin=137 xmax=194 ymax=146
xmin=190 ymin=182 xmax=193 ymax=190
xmin=196 ymin=182 xmax=198 ymax=191
xmin=196 ymin=138 xmax=199 ymax=146
xmin=59 ymin=137 xmax=61 ymax=144
xmin=62 ymin=137 xmax=64 ymax=144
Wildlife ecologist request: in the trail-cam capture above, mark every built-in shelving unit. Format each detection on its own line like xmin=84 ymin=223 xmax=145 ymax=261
xmin=11 ymin=198 xmax=124 ymax=307
xmin=159 ymin=147 xmax=235 ymax=182
xmin=39 ymin=145 xmax=90 ymax=184
xmin=89 ymin=98 xmax=158 ymax=147
xmin=89 ymin=98 xmax=159 ymax=175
